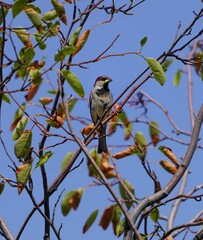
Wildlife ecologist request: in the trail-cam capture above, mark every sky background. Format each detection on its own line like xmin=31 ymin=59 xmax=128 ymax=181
xmin=0 ymin=0 xmax=203 ymax=239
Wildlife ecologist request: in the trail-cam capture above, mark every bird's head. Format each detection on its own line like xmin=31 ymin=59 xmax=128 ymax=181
xmin=94 ymin=76 xmax=112 ymax=90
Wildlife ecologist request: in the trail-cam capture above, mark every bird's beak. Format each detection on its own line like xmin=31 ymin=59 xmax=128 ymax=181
xmin=104 ymin=78 xmax=112 ymax=84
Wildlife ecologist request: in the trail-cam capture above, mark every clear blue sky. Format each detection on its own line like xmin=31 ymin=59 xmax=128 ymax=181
xmin=0 ymin=0 xmax=203 ymax=239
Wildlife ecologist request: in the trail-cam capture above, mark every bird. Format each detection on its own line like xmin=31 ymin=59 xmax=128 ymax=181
xmin=89 ymin=76 xmax=113 ymax=153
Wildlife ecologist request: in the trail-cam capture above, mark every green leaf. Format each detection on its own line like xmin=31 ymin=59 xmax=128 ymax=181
xmin=150 ymin=207 xmax=159 ymax=223
xmin=10 ymin=102 xmax=26 ymax=131
xmin=146 ymin=57 xmax=166 ymax=86
xmin=12 ymin=0 xmax=27 ymax=18
xmin=13 ymin=27 xmax=33 ymax=47
xmin=112 ymin=205 xmax=122 ymax=235
xmin=61 ymin=152 xmax=74 ymax=171
xmin=54 ymin=50 xmax=65 ymax=61
xmin=62 ymin=70 xmax=85 ymax=97
xmin=149 ymin=121 xmax=159 ymax=146
xmin=140 ymin=36 xmax=147 ymax=47
xmin=73 ymin=29 xmax=90 ymax=56
xmin=61 ymin=188 xmax=84 ymax=216
xmin=35 ymin=151 xmax=54 ymax=168
xmin=173 ymin=69 xmax=182 ymax=86
xmin=135 ymin=131 xmax=147 ymax=147
xmin=62 ymin=45 xmax=77 ymax=55
xmin=24 ymin=7 xmax=42 ymax=32
xmin=14 ymin=130 xmax=32 ymax=158
xmin=16 ymin=160 xmax=32 ymax=194
xmin=68 ymin=98 xmax=77 ymax=113
xmin=135 ymin=131 xmax=147 ymax=159
xmin=61 ymin=191 xmax=75 ymax=216
xmin=83 ymin=210 xmax=99 ymax=234
xmin=119 ymin=180 xmax=135 ymax=209
xmin=54 ymin=46 xmax=77 ymax=61
xmin=41 ymin=10 xmax=57 ymax=21
xmin=29 ymin=69 xmax=42 ymax=83
xmin=2 ymin=94 xmax=11 ymax=104
xmin=69 ymin=26 xmax=82 ymax=46
xmin=51 ymin=0 xmax=67 ymax=25
xmin=162 ymin=58 xmax=173 ymax=71
xmin=34 ymin=32 xmax=47 ymax=50
xmin=12 ymin=116 xmax=28 ymax=140
xmin=19 ymin=47 xmax=35 ymax=63
xmin=88 ymin=149 xmax=101 ymax=177
xmin=116 ymin=218 xmax=125 ymax=237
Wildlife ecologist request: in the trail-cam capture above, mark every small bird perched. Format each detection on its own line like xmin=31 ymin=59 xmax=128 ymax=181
xmin=89 ymin=76 xmax=113 ymax=153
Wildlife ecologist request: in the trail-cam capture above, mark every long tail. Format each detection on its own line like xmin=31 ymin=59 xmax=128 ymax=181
xmin=98 ymin=125 xmax=108 ymax=153
xmin=98 ymin=135 xmax=107 ymax=153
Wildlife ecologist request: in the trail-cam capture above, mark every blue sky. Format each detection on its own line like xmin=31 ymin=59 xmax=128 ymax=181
xmin=0 ymin=0 xmax=203 ymax=239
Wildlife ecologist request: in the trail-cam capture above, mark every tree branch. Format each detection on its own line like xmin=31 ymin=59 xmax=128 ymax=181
xmin=123 ymin=104 xmax=203 ymax=240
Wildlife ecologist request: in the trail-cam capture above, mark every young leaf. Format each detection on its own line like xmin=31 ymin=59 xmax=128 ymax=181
xmin=83 ymin=210 xmax=99 ymax=234
xmin=173 ymin=69 xmax=182 ymax=86
xmin=146 ymin=57 xmax=166 ymax=86
xmin=140 ymin=36 xmax=147 ymax=47
xmin=12 ymin=0 xmax=27 ymax=18
xmin=61 ymin=152 xmax=74 ymax=171
xmin=62 ymin=70 xmax=85 ymax=97
xmin=35 ymin=151 xmax=54 ymax=168
xmin=149 ymin=121 xmax=159 ymax=146
xmin=51 ymin=0 xmax=67 ymax=25
xmin=12 ymin=116 xmax=28 ymax=140
xmin=14 ymin=130 xmax=32 ymax=158
xmin=150 ymin=207 xmax=159 ymax=223
xmin=16 ymin=160 xmax=32 ymax=194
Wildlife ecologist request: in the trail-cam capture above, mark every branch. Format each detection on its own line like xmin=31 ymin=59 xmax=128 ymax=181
xmin=123 ymin=104 xmax=203 ymax=240
xmin=0 ymin=216 xmax=14 ymax=240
